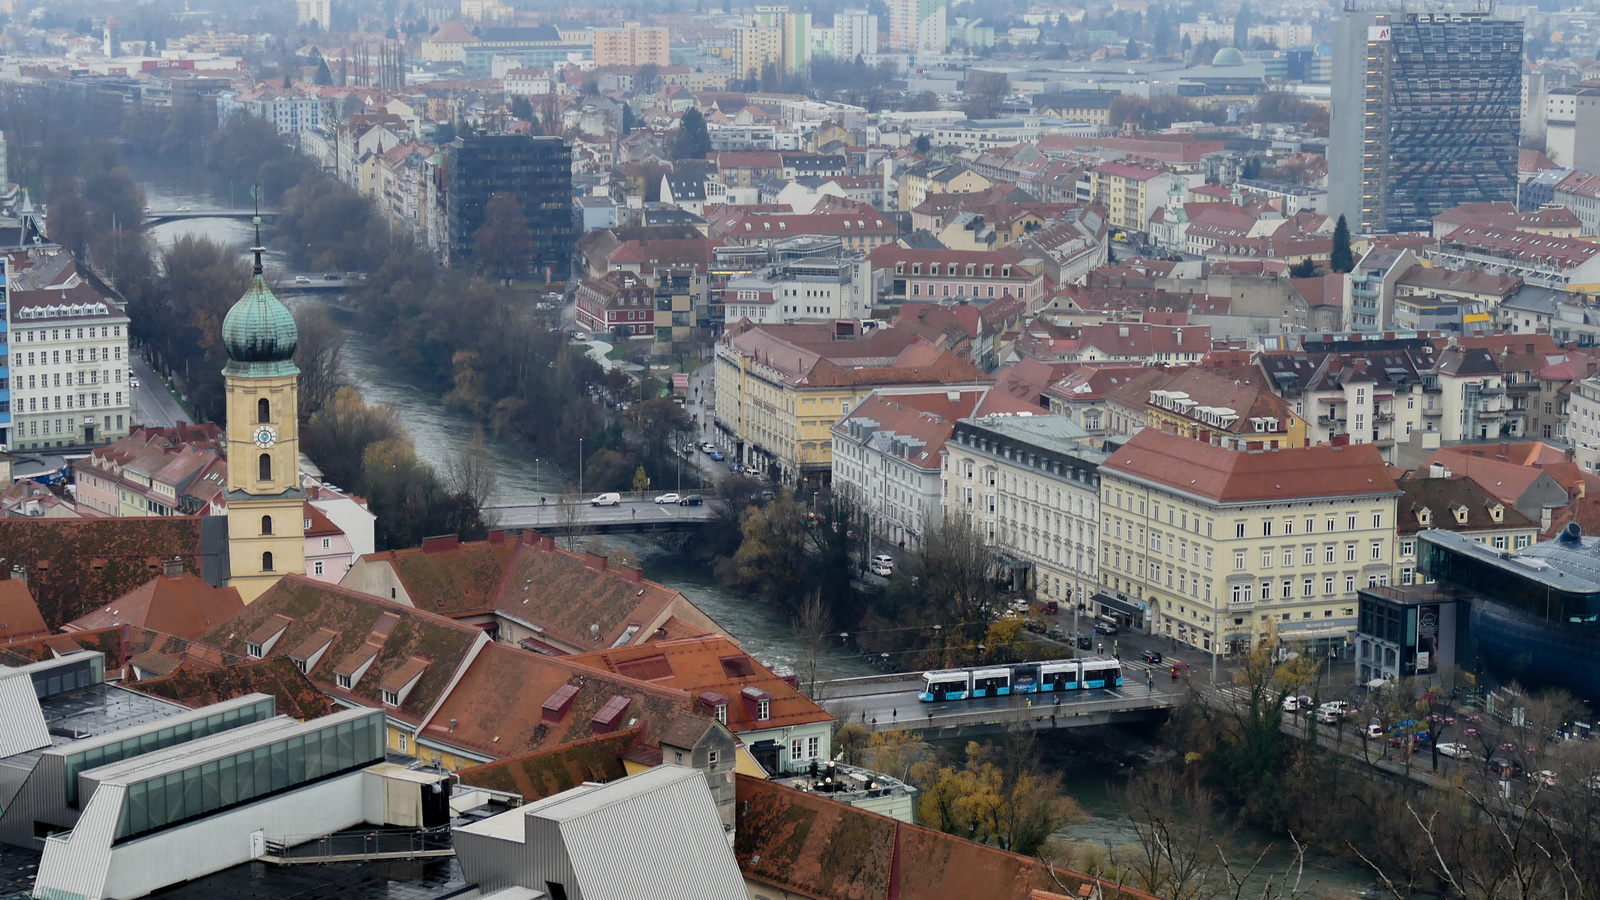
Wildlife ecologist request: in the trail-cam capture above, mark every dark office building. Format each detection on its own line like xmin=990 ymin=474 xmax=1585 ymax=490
xmin=1355 ymin=526 xmax=1600 ymax=705
xmin=1330 ymin=8 xmax=1521 ymax=234
xmin=445 ymin=133 xmax=573 ymax=282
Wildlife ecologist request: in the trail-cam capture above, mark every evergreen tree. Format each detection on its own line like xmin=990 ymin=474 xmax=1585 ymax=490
xmin=1125 ymin=38 xmax=1140 ymax=60
xmin=673 ymin=107 xmax=712 ymax=160
xmin=1288 ymin=257 xmax=1316 ymax=279
xmin=1233 ymin=0 xmax=1251 ymax=49
xmin=510 ymin=95 xmax=534 ymax=122
xmin=914 ymin=134 xmax=931 ymax=154
xmin=1331 ymin=214 xmax=1354 ymax=273
xmin=314 ymin=57 xmax=334 ymax=86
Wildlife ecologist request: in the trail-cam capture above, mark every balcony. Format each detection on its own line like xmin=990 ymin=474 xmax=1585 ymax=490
xmin=1422 ymin=407 xmax=1443 ymax=417
xmin=1375 ymin=411 xmax=1394 ymax=423
xmin=1317 ymin=415 xmax=1347 ymax=427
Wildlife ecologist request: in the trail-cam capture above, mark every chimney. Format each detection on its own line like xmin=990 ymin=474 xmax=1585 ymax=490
xmin=9 ymin=565 xmax=24 ymax=585
xmin=421 ymin=535 xmax=460 ymax=555
xmin=617 ymin=564 xmax=644 ymax=584
xmin=162 ymin=557 xmax=184 ymax=579
xmin=584 ymin=551 xmax=608 ymax=572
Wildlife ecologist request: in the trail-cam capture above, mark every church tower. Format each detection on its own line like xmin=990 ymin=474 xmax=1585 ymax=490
xmin=222 ymin=220 xmax=305 ymax=602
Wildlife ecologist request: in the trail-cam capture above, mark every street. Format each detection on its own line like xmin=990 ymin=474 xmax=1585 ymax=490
xmin=128 ymin=354 xmax=193 ymax=429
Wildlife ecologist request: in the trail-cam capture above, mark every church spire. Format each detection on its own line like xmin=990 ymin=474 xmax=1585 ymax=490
xmin=250 ymin=184 xmax=264 ymax=275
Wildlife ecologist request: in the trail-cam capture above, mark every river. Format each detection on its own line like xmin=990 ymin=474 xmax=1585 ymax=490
xmin=143 ymin=185 xmax=1376 ymax=896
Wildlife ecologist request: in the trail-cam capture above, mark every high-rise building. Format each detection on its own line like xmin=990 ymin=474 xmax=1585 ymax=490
xmin=297 ymin=0 xmax=332 ymax=31
xmin=445 ymin=134 xmax=573 ymax=282
xmin=735 ymin=24 xmax=783 ymax=80
xmin=834 ymin=9 xmax=879 ymax=60
xmin=1329 ymin=4 xmax=1521 ymax=234
xmin=889 ymin=0 xmax=946 ymax=53
xmin=742 ymin=6 xmax=811 ymax=75
xmin=593 ymin=21 xmax=671 ymax=68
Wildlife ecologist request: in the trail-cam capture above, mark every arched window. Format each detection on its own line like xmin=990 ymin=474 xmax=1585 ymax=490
xmin=259 ymin=453 xmax=272 ymax=481
xmin=261 ymin=515 xmax=273 ymax=535
xmin=257 ymin=398 xmax=271 ymax=423
xmin=262 ymin=551 xmax=274 ymax=572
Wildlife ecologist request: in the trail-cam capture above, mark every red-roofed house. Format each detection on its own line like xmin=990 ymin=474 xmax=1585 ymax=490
xmin=0 ymin=575 xmax=48 ymax=643
xmin=64 ymin=557 xmax=244 ymax=640
xmin=1086 ymin=162 xmax=1180 ymax=234
xmin=567 ymin=634 xmax=833 ymax=774
xmin=867 ymin=245 xmax=1048 ymax=309
xmin=1098 ymin=429 xmax=1400 ymax=654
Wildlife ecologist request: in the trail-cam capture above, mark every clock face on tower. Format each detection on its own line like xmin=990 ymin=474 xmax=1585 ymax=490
xmin=252 ymin=425 xmax=278 ymax=448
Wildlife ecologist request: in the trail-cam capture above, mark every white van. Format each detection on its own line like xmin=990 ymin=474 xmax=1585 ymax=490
xmin=590 ymin=492 xmax=621 ymax=506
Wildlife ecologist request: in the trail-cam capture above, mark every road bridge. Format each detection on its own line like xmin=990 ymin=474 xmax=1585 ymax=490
xmin=817 ymin=664 xmax=1185 ymax=739
xmin=487 ymin=496 xmax=717 ymax=534
xmin=142 ymin=208 xmax=280 ymax=227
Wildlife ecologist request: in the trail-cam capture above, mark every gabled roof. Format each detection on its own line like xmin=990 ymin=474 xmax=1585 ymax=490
xmin=734 ymin=775 xmax=1162 ymax=900
xmin=1396 ymin=475 xmax=1537 ymax=536
xmin=1102 ymin=428 xmax=1398 ymax=504
xmin=0 ymin=517 xmax=215 ymax=629
xmin=132 ymin=657 xmax=336 ymax=720
xmin=421 ymin=640 xmax=695 ymax=758
xmin=199 ymin=574 xmax=487 ymax=725
xmin=456 ymin=728 xmax=639 ymax=800
xmin=0 ymin=579 xmax=48 ymax=642
xmin=567 ymin=635 xmax=832 ymax=732
xmin=65 ymin=571 xmax=243 ymax=640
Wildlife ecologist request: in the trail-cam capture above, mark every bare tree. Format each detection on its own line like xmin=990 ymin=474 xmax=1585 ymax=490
xmin=446 ymin=426 xmax=499 ymax=527
xmin=292 ymin=296 xmax=347 ymax=421
xmin=1117 ymin=776 xmax=1234 ymax=900
xmin=555 ymin=485 xmax=588 ymax=551
xmin=792 ymin=588 xmax=833 ymax=702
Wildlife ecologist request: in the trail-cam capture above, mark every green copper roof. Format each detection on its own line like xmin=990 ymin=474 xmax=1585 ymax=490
xmin=222 ymin=274 xmax=300 ymax=378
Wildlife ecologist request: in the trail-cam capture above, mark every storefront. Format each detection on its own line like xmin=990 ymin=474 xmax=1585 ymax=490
xmin=1091 ymin=590 xmax=1147 ymax=633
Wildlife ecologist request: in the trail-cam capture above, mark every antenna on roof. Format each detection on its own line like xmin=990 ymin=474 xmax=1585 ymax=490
xmin=249 ymin=184 xmax=264 ymax=276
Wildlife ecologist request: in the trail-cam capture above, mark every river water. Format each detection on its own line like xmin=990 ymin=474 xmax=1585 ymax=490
xmin=144 ymin=186 xmax=1375 ymax=895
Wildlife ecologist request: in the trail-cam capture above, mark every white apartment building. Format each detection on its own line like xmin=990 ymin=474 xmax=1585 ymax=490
xmin=723 ymin=258 xmax=872 ymax=325
xmin=5 ymin=252 xmax=132 ymax=451
xmin=941 ymin=413 xmax=1106 ymax=608
xmin=834 ymin=9 xmax=880 ymax=61
xmin=218 ymin=89 xmax=326 ymax=135
xmin=889 ymin=0 xmax=947 ymax=53
xmin=1570 ymin=373 xmax=1600 ymax=472
xmin=1098 ymin=429 xmax=1399 ymax=658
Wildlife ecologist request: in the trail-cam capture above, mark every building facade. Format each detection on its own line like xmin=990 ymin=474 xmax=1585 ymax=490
xmin=445 ymin=134 xmax=573 ymax=282
xmin=5 ymin=252 xmax=132 ymax=451
xmin=942 ymin=413 xmax=1105 ymax=609
xmin=1098 ymin=429 xmax=1399 ymax=658
xmin=1334 ymin=10 xmax=1522 ymax=233
xmin=593 ymin=21 xmax=671 ymax=67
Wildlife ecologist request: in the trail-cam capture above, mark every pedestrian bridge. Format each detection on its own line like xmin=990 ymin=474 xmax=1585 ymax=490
xmin=487 ymin=496 xmax=717 ymax=534
xmin=143 ymin=208 xmax=280 ymax=227
xmin=814 ymin=671 xmax=1185 ymax=739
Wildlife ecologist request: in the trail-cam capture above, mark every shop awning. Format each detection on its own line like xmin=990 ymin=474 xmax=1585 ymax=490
xmin=1092 ymin=591 xmax=1146 ymax=617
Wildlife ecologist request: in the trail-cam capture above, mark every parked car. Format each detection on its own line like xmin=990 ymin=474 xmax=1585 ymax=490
xmin=1529 ymin=769 xmax=1558 ymax=787
xmin=1140 ymin=650 xmax=1163 ymax=665
xmin=1320 ymin=701 xmax=1352 ymax=716
xmin=653 ymin=493 xmax=680 ymax=505
xmin=590 ymin=492 xmax=621 ymax=506
xmin=709 ymin=449 xmax=725 ymax=461
xmin=1316 ymin=708 xmax=1343 ymax=725
xmin=1367 ymin=722 xmax=1386 ymax=740
xmin=1436 ymin=743 xmax=1474 ymax=760
xmin=1094 ymin=622 xmax=1118 ymax=635
xmin=870 ymin=554 xmax=895 ymax=576
xmin=677 ymin=494 xmax=703 ymax=506
xmin=1283 ymin=695 xmax=1313 ymax=713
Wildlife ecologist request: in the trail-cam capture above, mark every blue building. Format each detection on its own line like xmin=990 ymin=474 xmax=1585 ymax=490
xmin=1356 ymin=525 xmax=1600 ymax=705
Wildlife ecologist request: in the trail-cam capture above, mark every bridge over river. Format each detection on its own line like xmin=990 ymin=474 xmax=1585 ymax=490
xmin=142 ymin=208 xmax=280 ymax=227
xmin=815 ymin=660 xmax=1186 ymax=738
xmin=487 ymin=494 xmax=716 ymax=534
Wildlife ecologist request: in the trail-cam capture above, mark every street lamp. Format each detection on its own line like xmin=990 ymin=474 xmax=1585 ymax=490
xmin=578 ymin=437 xmax=585 ymax=496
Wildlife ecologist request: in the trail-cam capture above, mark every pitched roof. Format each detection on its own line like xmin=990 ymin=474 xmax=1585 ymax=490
xmin=456 ymin=728 xmax=638 ymax=799
xmin=199 ymin=574 xmax=487 ymax=725
xmin=1396 ymin=475 xmax=1538 ymax=535
xmin=420 ymin=640 xmax=695 ymax=758
xmin=566 ymin=635 xmax=833 ymax=733
xmin=0 ymin=517 xmax=214 ymax=629
xmin=65 ymin=571 xmax=244 ymax=640
xmin=1102 ymin=429 xmax=1398 ymax=504
xmin=734 ymin=776 xmax=1162 ymax=900
xmin=0 ymin=578 xmax=48 ymax=642
xmin=132 ymin=657 xmax=336 ymax=720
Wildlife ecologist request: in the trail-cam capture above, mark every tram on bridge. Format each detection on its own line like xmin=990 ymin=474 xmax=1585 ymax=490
xmin=919 ymin=658 xmax=1123 ymax=702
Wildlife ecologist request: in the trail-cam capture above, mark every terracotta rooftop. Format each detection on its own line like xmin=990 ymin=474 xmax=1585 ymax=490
xmin=133 ymin=657 xmax=336 ymax=720
xmin=65 ymin=571 xmax=243 ymax=640
xmin=735 ymin=775 xmax=1163 ymax=900
xmin=456 ymin=728 xmax=638 ymax=800
xmin=1396 ymin=475 xmax=1538 ymax=536
xmin=0 ymin=516 xmax=213 ymax=629
xmin=1102 ymin=428 xmax=1399 ymax=504
xmin=420 ymin=640 xmax=695 ymax=759
xmin=199 ymin=574 xmax=488 ymax=726
xmin=0 ymin=579 xmax=48 ymax=643
xmin=566 ymin=635 xmax=833 ymax=733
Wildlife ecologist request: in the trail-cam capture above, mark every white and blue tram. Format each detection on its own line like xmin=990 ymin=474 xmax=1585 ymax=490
xmin=919 ymin=658 xmax=1122 ymax=702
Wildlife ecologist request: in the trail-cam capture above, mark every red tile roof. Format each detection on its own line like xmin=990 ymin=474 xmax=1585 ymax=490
xmin=420 ymin=640 xmax=695 ymax=758
xmin=568 ymin=635 xmax=832 ymax=733
xmin=456 ymin=728 xmax=639 ymax=799
xmin=735 ymin=775 xmax=1163 ymax=900
xmin=0 ymin=517 xmax=212 ymax=629
xmin=200 ymin=574 xmax=488 ymax=725
xmin=0 ymin=579 xmax=48 ymax=642
xmin=132 ymin=657 xmax=337 ymax=720
xmin=65 ymin=571 xmax=243 ymax=640
xmin=1102 ymin=429 xmax=1398 ymax=503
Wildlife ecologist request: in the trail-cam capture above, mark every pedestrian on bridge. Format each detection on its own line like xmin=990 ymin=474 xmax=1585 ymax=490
xmin=1148 ymin=673 xmax=1154 ymax=694
xmin=871 ymin=717 xmax=877 ymax=728
xmin=892 ymin=708 xmax=897 ymax=722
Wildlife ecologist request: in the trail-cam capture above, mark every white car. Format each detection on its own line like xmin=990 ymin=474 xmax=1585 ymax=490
xmin=293 ymin=275 xmax=311 ymax=285
xmin=1319 ymin=700 xmax=1352 ymax=716
xmin=589 ymin=492 xmax=621 ymax=507
xmin=653 ymin=493 xmax=681 ymax=505
xmin=870 ymin=554 xmax=894 ymax=576
xmin=1436 ymin=743 xmax=1473 ymax=760
xmin=1282 ymin=695 xmax=1313 ymax=713
xmin=128 ymin=377 xmax=140 ymax=388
